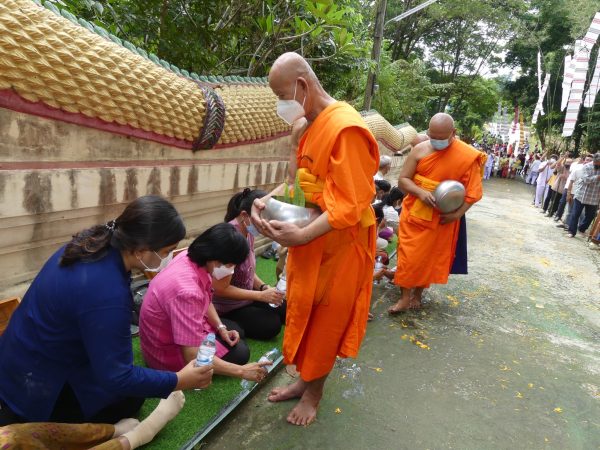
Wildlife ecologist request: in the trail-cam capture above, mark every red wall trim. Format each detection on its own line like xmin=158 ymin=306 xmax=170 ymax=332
xmin=0 ymin=89 xmax=290 ymax=151
xmin=0 ymin=157 xmax=286 ymax=171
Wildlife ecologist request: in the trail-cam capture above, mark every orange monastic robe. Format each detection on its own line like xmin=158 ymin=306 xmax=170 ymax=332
xmin=394 ymin=139 xmax=485 ymax=288
xmin=284 ymin=102 xmax=379 ymax=382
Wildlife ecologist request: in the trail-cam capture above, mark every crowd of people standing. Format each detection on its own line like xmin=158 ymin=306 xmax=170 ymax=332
xmin=479 ymin=141 xmax=600 ymax=249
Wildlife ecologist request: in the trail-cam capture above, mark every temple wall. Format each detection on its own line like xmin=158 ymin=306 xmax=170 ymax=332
xmin=0 ymin=108 xmax=290 ymax=293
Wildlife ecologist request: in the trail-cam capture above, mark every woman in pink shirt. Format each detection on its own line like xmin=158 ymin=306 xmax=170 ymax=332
xmin=140 ymin=223 xmax=270 ymax=383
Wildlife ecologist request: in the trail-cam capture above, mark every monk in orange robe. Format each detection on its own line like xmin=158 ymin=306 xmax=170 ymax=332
xmin=389 ymin=113 xmax=485 ymax=313
xmin=251 ymin=53 xmax=378 ymax=426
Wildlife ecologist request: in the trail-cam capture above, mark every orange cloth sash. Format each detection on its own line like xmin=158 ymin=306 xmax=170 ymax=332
xmin=297 ymin=168 xmax=375 ymax=227
xmin=409 ymin=174 xmax=440 ymax=221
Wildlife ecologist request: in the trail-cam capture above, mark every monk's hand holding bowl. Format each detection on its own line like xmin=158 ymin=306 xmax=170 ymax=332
xmin=417 ymin=189 xmax=436 ymax=208
xmin=251 ymin=198 xmax=268 ymax=234
xmin=260 ymin=219 xmax=308 ymax=247
xmin=440 ymin=208 xmax=463 ymax=225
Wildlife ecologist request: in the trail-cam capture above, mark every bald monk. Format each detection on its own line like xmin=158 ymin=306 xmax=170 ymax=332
xmin=389 ymin=113 xmax=485 ymax=313
xmin=251 ymin=52 xmax=378 ymax=426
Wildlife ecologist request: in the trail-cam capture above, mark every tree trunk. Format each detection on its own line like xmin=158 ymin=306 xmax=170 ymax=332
xmin=157 ymin=0 xmax=170 ymax=59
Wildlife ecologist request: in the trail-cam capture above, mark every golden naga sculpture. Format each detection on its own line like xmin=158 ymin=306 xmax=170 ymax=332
xmin=0 ymin=0 xmax=415 ymax=152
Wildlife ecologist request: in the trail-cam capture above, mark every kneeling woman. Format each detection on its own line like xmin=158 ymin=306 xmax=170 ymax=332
xmin=0 ymin=196 xmax=213 ymax=426
xmin=211 ymin=189 xmax=286 ymax=340
xmin=140 ymin=223 xmax=269 ymax=383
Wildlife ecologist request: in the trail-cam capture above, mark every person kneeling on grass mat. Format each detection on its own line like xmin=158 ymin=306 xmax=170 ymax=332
xmin=140 ymin=223 xmax=271 ymax=384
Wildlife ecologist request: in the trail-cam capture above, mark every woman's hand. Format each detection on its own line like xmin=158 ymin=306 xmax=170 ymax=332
xmin=218 ymin=328 xmax=240 ymax=347
xmin=259 ymin=287 xmax=284 ymax=305
xmin=239 ymin=361 xmax=272 ymax=382
xmin=175 ymin=360 xmax=213 ymax=390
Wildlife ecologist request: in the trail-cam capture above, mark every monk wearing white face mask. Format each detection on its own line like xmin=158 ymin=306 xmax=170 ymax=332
xmin=211 ymin=189 xmax=286 ymax=341
xmin=139 ymin=223 xmax=272 ymax=384
xmin=389 ymin=113 xmax=486 ymax=313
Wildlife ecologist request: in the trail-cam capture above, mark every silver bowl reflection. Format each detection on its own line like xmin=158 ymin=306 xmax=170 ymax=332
xmin=261 ymin=198 xmax=320 ymax=228
xmin=433 ymin=180 xmax=465 ymax=213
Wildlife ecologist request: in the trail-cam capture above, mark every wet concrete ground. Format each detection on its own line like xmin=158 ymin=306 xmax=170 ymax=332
xmin=204 ymin=178 xmax=600 ymax=449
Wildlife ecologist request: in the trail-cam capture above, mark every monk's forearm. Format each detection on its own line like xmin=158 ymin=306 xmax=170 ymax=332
xmin=301 ymin=212 xmax=333 ymax=243
xmin=398 ymin=177 xmax=423 ymax=197
xmin=457 ymin=201 xmax=474 ymax=216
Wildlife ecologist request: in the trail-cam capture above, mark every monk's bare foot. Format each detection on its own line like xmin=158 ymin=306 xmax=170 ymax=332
xmin=368 ymin=312 xmax=374 ymax=321
xmin=268 ymin=379 xmax=306 ymax=402
xmin=410 ymin=289 xmax=424 ymax=309
xmin=287 ymin=390 xmax=320 ymax=426
xmin=409 ymin=301 xmax=423 ymax=310
xmin=388 ymin=300 xmax=411 ymax=314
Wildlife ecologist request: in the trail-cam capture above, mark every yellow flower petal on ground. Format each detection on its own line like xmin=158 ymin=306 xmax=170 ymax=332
xmin=553 ymin=407 xmax=562 ymax=413
xmin=335 ymin=407 xmax=342 ymax=414
xmin=516 ymin=392 xmax=523 ymax=398
xmin=527 ymin=383 xmax=534 ymax=389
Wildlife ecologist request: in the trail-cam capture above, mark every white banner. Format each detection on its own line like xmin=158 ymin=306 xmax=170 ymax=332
xmin=537 ymin=51 xmax=542 ymax=94
xmin=562 ymin=12 xmax=600 ymax=136
xmin=562 ymin=46 xmax=590 ymax=136
xmin=583 ymin=56 xmax=600 ymax=107
xmin=561 ymin=55 xmax=572 ymax=111
xmin=532 ymin=73 xmax=551 ymax=124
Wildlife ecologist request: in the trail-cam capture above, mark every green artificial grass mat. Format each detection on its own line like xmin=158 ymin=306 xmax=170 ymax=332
xmin=386 ymin=235 xmax=398 ymax=255
xmin=134 ymin=256 xmax=281 ymax=449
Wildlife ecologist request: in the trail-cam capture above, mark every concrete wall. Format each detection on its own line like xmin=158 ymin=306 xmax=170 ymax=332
xmin=0 ymin=108 xmax=291 ymax=294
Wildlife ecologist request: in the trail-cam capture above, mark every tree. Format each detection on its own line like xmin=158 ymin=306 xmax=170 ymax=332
xmin=48 ymin=0 xmax=372 ymax=77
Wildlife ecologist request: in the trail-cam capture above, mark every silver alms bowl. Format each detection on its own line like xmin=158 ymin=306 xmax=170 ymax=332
xmin=261 ymin=198 xmax=320 ymax=228
xmin=433 ymin=180 xmax=465 ymax=213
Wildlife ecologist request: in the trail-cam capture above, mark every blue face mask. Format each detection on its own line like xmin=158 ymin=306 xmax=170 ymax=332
xmin=430 ymin=139 xmax=450 ymax=151
xmin=246 ymin=223 xmax=260 ymax=237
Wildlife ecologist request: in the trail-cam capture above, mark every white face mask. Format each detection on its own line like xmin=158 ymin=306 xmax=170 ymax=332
xmin=212 ymin=264 xmax=236 ymax=280
xmin=276 ymin=80 xmax=305 ymax=125
xmin=139 ymin=250 xmax=173 ymax=273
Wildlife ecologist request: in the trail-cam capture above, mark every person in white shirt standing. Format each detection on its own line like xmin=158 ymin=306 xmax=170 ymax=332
xmin=556 ymin=155 xmax=593 ymax=227
xmin=534 ymin=155 xmax=557 ymax=207
xmin=374 ymin=155 xmax=392 ymax=180
xmin=527 ymin=154 xmax=541 ymax=184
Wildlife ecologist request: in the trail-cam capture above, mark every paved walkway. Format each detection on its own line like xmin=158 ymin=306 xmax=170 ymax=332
xmin=204 ymin=178 xmax=600 ymax=449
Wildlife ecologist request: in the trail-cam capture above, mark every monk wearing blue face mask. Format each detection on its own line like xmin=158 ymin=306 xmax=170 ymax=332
xmin=389 ymin=113 xmax=487 ymax=313
xmin=211 ymin=189 xmax=286 ymax=341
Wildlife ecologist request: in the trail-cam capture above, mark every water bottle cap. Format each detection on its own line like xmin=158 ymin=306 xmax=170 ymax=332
xmin=206 ymin=333 xmax=216 ymax=341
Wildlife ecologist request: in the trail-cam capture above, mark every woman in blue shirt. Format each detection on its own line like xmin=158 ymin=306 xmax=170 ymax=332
xmin=0 ymin=195 xmax=213 ymax=425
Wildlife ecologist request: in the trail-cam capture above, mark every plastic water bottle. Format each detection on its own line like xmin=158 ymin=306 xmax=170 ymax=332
xmin=195 ymin=333 xmax=216 ymax=367
xmin=240 ymin=348 xmax=280 ymax=390
xmin=373 ymin=256 xmax=384 ymax=285
xmin=270 ymin=275 xmax=286 ymax=308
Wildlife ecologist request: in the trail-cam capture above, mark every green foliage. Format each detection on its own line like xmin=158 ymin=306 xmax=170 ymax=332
xmin=49 ymin=0 xmax=584 ymax=145
xmin=369 ymin=53 xmax=435 ymax=129
xmin=281 ymin=171 xmax=306 ymax=207
xmin=292 ymin=171 xmax=306 ymax=207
